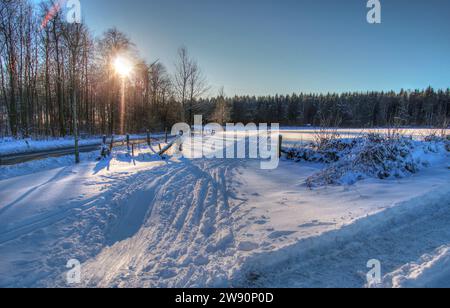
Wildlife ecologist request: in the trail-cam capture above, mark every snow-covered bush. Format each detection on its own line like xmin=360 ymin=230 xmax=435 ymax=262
xmin=305 ymin=135 xmax=419 ymax=187
xmin=424 ymin=134 xmax=445 ymax=143
xmin=286 ymin=138 xmax=357 ymax=163
xmin=287 ymin=133 xmax=447 ymax=187
xmin=422 ymin=134 xmax=450 ymax=153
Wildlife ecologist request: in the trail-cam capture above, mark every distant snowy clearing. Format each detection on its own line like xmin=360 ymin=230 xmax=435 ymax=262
xmin=0 ymin=130 xmax=448 ymax=287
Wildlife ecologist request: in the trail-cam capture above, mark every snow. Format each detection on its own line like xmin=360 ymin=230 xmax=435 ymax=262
xmin=0 ymin=137 xmax=102 ymax=156
xmin=0 ymin=151 xmax=99 ymax=181
xmin=0 ymin=129 xmax=449 ymax=288
xmin=0 ymin=134 xmax=160 ymax=156
xmin=383 ymin=245 xmax=450 ymax=288
xmin=233 ymin=180 xmax=450 ymax=288
xmin=0 ymin=145 xmax=172 ymax=287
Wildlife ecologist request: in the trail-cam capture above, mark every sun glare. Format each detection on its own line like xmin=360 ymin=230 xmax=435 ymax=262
xmin=114 ymin=56 xmax=132 ymax=78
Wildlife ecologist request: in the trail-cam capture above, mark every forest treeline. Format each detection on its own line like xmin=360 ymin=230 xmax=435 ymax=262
xmin=200 ymin=87 xmax=450 ymax=128
xmin=1 ymin=1 xmax=449 ymax=139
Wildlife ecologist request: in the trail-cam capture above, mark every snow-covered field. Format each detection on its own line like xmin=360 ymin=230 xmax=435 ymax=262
xmin=0 ymin=129 xmax=448 ymax=288
xmin=280 ymin=127 xmax=449 ymax=146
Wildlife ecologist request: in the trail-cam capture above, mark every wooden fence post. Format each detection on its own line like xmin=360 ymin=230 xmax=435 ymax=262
xmin=99 ymin=135 xmax=107 ymax=158
xmin=165 ymin=128 xmax=168 ymax=143
xmin=109 ymin=134 xmax=115 ymax=153
xmin=126 ymin=134 xmax=130 ymax=151
xmin=146 ymin=129 xmax=151 ymax=146
xmin=278 ymin=135 xmax=283 ymax=158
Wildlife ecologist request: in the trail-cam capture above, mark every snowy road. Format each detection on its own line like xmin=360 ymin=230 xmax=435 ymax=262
xmin=234 ymin=187 xmax=450 ymax=288
xmin=0 ymin=135 xmax=449 ymax=288
xmin=80 ymin=158 xmax=242 ymax=287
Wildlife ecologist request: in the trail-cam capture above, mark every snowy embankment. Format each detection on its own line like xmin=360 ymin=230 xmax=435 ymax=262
xmin=0 ymin=151 xmax=99 ymax=181
xmin=383 ymin=245 xmax=450 ymax=288
xmin=0 ymin=134 xmax=157 ymax=156
xmin=232 ymin=185 xmax=450 ymax=288
xmin=0 ymin=137 xmax=102 ymax=156
xmin=0 ymin=131 xmax=448 ymax=287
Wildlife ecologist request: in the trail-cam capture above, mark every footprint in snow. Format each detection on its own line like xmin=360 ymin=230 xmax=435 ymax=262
xmin=238 ymin=241 xmax=259 ymax=251
xmin=254 ymin=220 xmax=267 ymax=225
xmin=268 ymin=231 xmax=296 ymax=239
xmin=298 ymin=221 xmax=336 ymax=228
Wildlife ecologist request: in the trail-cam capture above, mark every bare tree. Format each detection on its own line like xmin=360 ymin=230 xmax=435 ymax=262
xmin=188 ymin=59 xmax=209 ymax=124
xmin=50 ymin=3 xmax=66 ymax=136
xmin=174 ymin=46 xmax=191 ymax=122
xmin=174 ymin=46 xmax=209 ymax=124
xmin=0 ymin=0 xmax=19 ymax=136
xmin=211 ymin=86 xmax=230 ymax=125
xmin=150 ymin=62 xmax=173 ymax=130
xmin=62 ymin=22 xmax=85 ymax=163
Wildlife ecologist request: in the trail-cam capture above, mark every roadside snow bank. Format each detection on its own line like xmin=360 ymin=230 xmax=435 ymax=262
xmin=383 ymin=245 xmax=450 ymax=288
xmin=0 ymin=134 xmax=155 ymax=156
xmin=0 ymin=141 xmax=169 ymax=181
xmin=232 ymin=186 xmax=450 ymax=288
xmin=0 ymin=151 xmax=98 ymax=181
xmin=0 ymin=137 xmax=101 ymax=156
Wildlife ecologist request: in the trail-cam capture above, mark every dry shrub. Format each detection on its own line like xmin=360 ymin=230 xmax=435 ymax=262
xmin=313 ymin=116 xmax=342 ymax=150
xmin=302 ymin=135 xmax=420 ymax=187
xmin=286 ymin=138 xmax=356 ymax=163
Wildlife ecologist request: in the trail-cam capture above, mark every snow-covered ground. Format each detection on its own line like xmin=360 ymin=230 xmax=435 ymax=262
xmin=0 ymin=137 xmax=103 ymax=156
xmin=0 ymin=134 xmax=160 ymax=156
xmin=0 ymin=130 xmax=448 ymax=288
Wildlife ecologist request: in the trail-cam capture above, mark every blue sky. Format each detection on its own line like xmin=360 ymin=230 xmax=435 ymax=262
xmin=54 ymin=0 xmax=450 ymax=95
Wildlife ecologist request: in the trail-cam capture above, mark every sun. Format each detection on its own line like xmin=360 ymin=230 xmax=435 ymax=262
xmin=114 ymin=56 xmax=132 ymax=78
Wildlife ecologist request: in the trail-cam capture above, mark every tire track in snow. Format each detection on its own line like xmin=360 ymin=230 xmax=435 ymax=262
xmin=78 ymin=159 xmax=242 ymax=288
xmin=0 ymin=161 xmax=188 ymax=287
xmin=0 ymin=198 xmax=99 ymax=245
xmin=0 ymin=167 xmax=71 ymax=217
xmin=0 ymin=163 xmax=184 ymax=245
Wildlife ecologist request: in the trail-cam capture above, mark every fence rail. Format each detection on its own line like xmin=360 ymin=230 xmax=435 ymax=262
xmin=0 ymin=135 xmax=175 ymax=166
